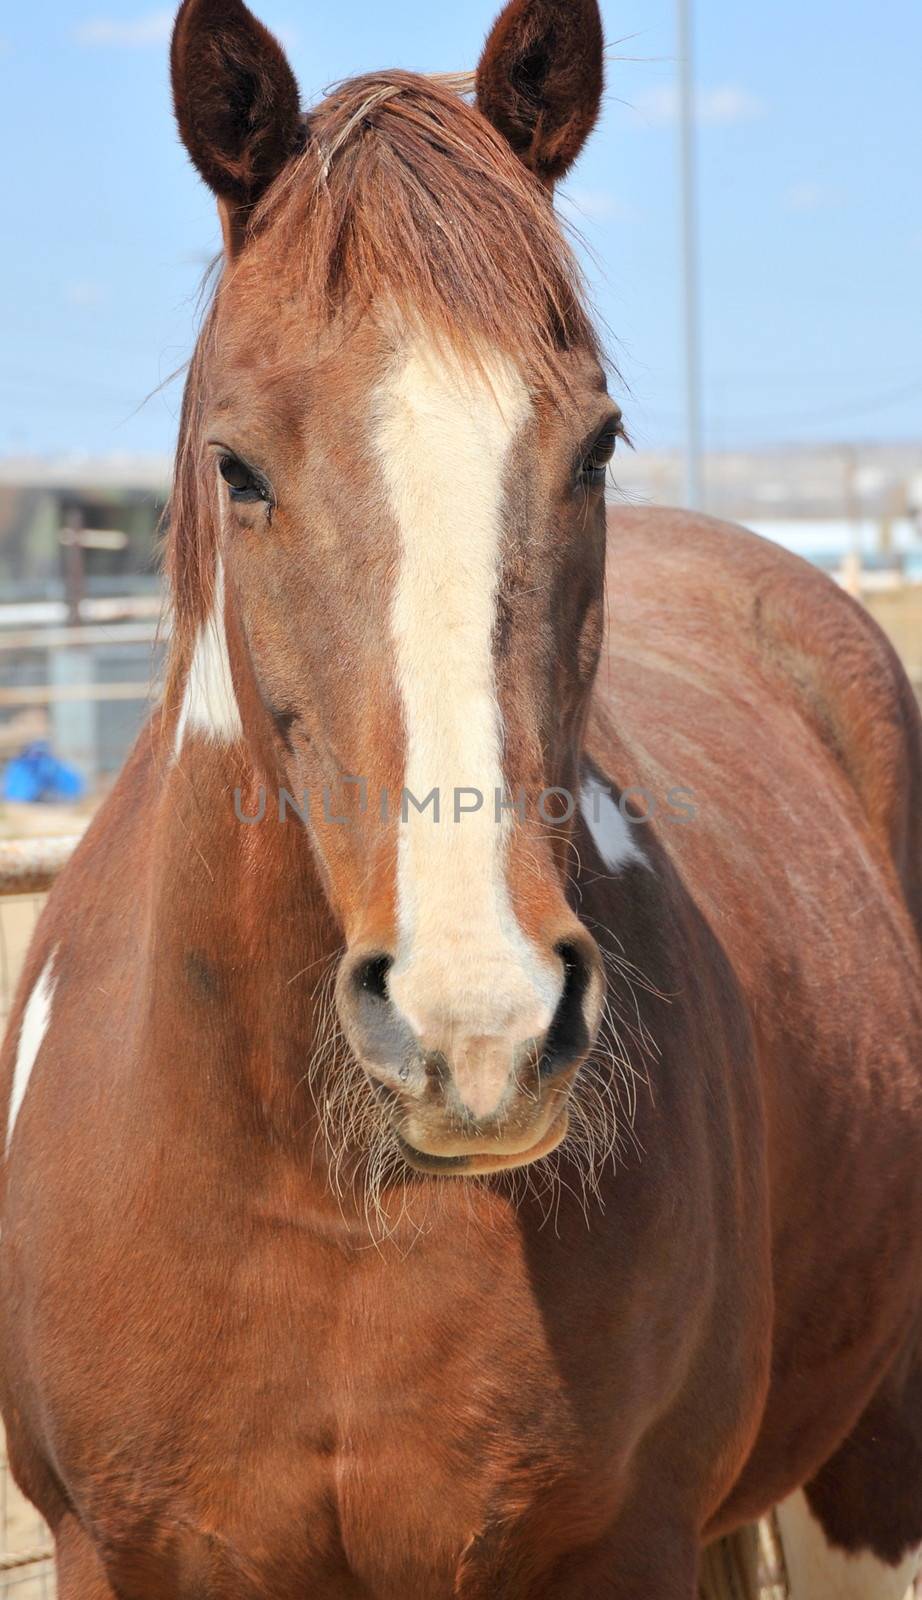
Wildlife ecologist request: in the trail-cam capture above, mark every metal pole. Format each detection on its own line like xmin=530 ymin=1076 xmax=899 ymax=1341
xmin=56 ymin=504 xmax=96 ymax=789
xmin=677 ymin=0 xmax=703 ymax=509
xmin=61 ymin=507 xmax=86 ymax=627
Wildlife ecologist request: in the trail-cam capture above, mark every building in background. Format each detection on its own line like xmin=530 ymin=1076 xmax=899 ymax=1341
xmin=612 ymin=441 xmax=922 ymax=578
xmin=0 ymin=457 xmax=169 ymax=794
xmin=0 ymin=455 xmax=168 ymax=601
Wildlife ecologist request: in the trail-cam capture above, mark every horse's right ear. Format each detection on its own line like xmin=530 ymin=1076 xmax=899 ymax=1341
xmin=171 ymin=0 xmax=304 ymax=248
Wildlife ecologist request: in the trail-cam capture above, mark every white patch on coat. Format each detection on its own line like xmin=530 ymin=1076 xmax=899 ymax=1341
xmin=580 ymin=774 xmax=648 ymax=872
xmin=375 ymin=337 xmax=561 ymax=1080
xmin=7 ymin=950 xmax=57 ymax=1153
xmin=174 ymin=554 xmax=243 ymax=754
xmin=777 ymin=1490 xmax=921 ymax=1600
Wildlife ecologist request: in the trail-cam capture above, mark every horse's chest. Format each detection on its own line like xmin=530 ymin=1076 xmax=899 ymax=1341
xmin=215 ymin=1383 xmax=578 ymax=1599
xmin=71 ymin=1229 xmax=611 ymax=1599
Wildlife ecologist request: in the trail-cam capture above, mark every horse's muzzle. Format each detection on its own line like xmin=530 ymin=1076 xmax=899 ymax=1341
xmin=335 ymin=930 xmax=604 ymax=1172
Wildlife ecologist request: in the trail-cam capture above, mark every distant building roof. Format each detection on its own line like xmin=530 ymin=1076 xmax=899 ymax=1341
xmin=610 ymin=441 xmax=922 ymax=524
xmin=0 ymin=454 xmax=172 ymax=493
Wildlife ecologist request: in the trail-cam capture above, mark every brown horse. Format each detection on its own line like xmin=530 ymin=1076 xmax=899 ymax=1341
xmin=3 ymin=1 xmax=922 ymax=1595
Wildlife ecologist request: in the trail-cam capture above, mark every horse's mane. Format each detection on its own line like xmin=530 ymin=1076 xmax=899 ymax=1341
xmin=166 ymin=71 xmax=599 ymax=687
xmin=255 ymin=70 xmax=597 ymax=374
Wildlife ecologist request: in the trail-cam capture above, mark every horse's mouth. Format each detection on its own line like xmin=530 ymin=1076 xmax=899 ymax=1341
xmin=395 ymin=1107 xmax=569 ymax=1177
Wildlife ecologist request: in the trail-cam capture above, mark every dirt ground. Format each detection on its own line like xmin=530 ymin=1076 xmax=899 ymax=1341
xmin=864 ymin=585 xmax=922 ymax=695
xmin=0 ymin=898 xmax=45 ymax=1029
xmin=0 ymin=1441 xmax=54 ymax=1596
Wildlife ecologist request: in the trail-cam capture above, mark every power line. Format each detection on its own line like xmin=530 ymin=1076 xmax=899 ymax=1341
xmin=635 ymin=377 xmax=922 ymax=431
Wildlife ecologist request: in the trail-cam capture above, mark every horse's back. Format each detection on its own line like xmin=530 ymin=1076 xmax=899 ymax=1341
xmin=602 ymin=507 xmax=922 ymax=936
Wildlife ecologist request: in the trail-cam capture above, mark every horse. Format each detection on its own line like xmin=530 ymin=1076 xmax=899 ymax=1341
xmin=2 ymin=1 xmax=922 ymax=1595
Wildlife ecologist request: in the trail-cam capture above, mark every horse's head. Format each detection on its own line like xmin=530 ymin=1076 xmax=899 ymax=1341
xmin=169 ymin=0 xmax=617 ymax=1176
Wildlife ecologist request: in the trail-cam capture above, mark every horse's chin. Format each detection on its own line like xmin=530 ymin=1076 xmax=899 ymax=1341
xmin=395 ymin=1106 xmax=570 ymax=1177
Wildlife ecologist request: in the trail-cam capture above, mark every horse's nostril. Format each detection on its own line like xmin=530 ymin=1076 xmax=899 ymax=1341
xmin=540 ymin=940 xmax=592 ymax=1077
xmin=338 ymin=952 xmax=416 ymax=1079
xmin=353 ymin=954 xmax=392 ymax=1004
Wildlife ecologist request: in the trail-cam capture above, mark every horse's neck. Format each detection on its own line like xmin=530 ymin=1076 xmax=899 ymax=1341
xmin=147 ymin=742 xmax=344 ymax=1149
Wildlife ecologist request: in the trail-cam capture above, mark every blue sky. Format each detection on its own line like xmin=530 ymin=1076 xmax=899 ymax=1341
xmin=1 ymin=0 xmax=920 ymax=458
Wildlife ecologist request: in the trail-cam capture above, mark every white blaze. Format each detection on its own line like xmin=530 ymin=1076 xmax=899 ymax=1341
xmin=777 ymin=1490 xmax=921 ymax=1600
xmin=174 ymin=554 xmax=243 ymax=754
xmin=375 ymin=338 xmax=560 ymax=1050
xmin=7 ymin=950 xmax=56 ymax=1153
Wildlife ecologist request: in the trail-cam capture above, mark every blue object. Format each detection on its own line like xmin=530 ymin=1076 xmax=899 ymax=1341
xmin=2 ymin=742 xmax=86 ymax=804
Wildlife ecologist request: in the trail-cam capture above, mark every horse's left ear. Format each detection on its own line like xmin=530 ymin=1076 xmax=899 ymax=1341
xmin=475 ymin=0 xmax=604 ymax=187
xmin=171 ymin=0 xmax=304 ymax=249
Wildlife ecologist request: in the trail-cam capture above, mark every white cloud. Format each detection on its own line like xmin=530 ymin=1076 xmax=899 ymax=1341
xmin=784 ymin=182 xmax=832 ymax=213
xmin=73 ymin=9 xmax=298 ymax=50
xmin=631 ymin=83 xmax=765 ymax=128
xmin=697 ymin=85 xmax=766 ymax=125
xmin=64 ymin=281 xmax=105 ymax=308
xmin=558 ymin=188 xmax=636 ymax=224
xmin=74 ymin=10 xmax=172 ymax=47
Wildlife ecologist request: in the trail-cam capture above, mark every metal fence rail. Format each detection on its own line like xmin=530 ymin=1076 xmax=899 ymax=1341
xmin=0 ymin=840 xmax=81 ymax=902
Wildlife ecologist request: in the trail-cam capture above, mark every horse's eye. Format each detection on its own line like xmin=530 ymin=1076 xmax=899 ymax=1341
xmin=218 ymin=453 xmax=270 ymax=504
xmin=577 ymin=423 xmax=620 ymax=489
